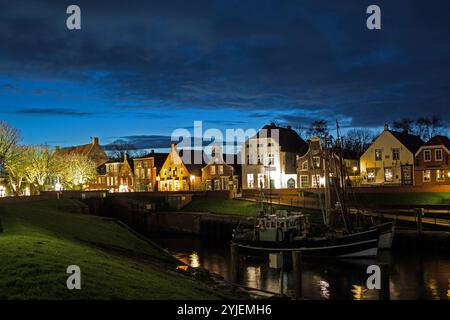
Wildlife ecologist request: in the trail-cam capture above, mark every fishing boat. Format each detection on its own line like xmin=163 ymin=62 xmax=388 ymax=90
xmin=232 ymin=210 xmax=380 ymax=258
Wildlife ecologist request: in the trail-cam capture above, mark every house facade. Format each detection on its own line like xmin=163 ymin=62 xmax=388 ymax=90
xmin=100 ymin=155 xmax=135 ymax=192
xmin=414 ymin=135 xmax=450 ymax=186
xmin=242 ymin=123 xmax=308 ymax=190
xmin=201 ymin=147 xmax=239 ymax=191
xmin=296 ymin=137 xmax=339 ymax=188
xmin=157 ymin=144 xmax=203 ymax=191
xmin=132 ymin=151 xmax=166 ymax=192
xmin=360 ymin=125 xmax=423 ymax=186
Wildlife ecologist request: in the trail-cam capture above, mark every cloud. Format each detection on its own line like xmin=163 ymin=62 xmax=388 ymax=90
xmin=12 ymin=108 xmax=94 ymax=117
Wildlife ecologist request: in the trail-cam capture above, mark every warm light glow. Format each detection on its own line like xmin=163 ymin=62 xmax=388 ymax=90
xmin=0 ymin=185 xmax=6 ymax=198
xmin=54 ymin=181 xmax=63 ymax=192
xmin=353 ymin=166 xmax=358 ymax=172
xmin=156 ymin=175 xmax=160 ymax=181
xmin=190 ymin=175 xmax=195 ymax=181
xmin=189 ymin=251 xmax=200 ymax=268
xmin=118 ymin=184 xmax=129 ymax=192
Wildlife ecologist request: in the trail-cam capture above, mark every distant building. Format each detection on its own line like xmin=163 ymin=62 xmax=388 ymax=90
xmin=100 ymin=154 xmax=135 ymax=192
xmin=133 ymin=151 xmax=166 ymax=192
xmin=201 ymin=146 xmax=240 ymax=191
xmin=56 ymin=137 xmax=109 ymax=168
xmin=360 ymin=125 xmax=423 ymax=185
xmin=242 ymin=123 xmax=308 ymax=189
xmin=157 ymin=144 xmax=203 ymax=191
xmin=414 ymin=135 xmax=450 ymax=186
xmin=296 ymin=137 xmax=359 ymax=188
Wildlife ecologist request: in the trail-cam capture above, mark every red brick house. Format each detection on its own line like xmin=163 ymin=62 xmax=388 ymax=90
xmin=414 ymin=135 xmax=450 ymax=186
xmin=201 ymin=147 xmax=240 ymax=191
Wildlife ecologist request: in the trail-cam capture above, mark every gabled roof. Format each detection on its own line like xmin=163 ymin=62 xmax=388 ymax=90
xmin=179 ymin=149 xmax=207 ymax=176
xmin=424 ymin=135 xmax=450 ymax=150
xmin=249 ymin=123 xmax=308 ymax=154
xmin=59 ymin=143 xmax=93 ymax=157
xmin=388 ymin=130 xmax=424 ymax=153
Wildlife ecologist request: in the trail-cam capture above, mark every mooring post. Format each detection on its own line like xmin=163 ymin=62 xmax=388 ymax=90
xmin=416 ymin=208 xmax=424 ymax=236
xmin=379 ymin=263 xmax=390 ymax=300
xmin=230 ymin=243 xmax=240 ymax=283
xmin=292 ymin=250 xmax=303 ymax=298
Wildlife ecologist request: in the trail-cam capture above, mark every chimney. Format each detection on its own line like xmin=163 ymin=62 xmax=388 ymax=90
xmin=151 ymin=149 xmax=155 ymax=154
xmin=384 ymin=124 xmax=389 ymax=131
xmin=92 ymin=137 xmax=99 ymax=145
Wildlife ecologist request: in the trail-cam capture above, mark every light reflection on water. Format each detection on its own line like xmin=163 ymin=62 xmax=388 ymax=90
xmin=151 ymin=234 xmax=450 ymax=300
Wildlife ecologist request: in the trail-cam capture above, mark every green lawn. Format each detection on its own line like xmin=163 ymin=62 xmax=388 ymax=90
xmin=181 ymin=197 xmax=322 ymax=219
xmin=348 ymin=192 xmax=450 ymax=207
xmin=0 ymin=200 xmax=229 ymax=300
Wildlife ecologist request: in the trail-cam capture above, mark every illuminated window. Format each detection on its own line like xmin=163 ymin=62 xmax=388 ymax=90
xmin=300 ymin=175 xmax=309 ymax=188
xmin=375 ymin=149 xmax=382 ymax=161
xmin=312 ymin=157 xmax=320 ymax=168
xmin=384 ymin=168 xmax=393 ymax=182
xmin=210 ymin=166 xmax=216 ymax=175
xmin=435 ymin=149 xmax=443 ymax=161
xmin=424 ymin=150 xmax=431 ymax=162
xmin=423 ymin=170 xmax=431 ymax=182
xmin=267 ymin=154 xmax=274 ymax=165
xmin=218 ymin=165 xmax=223 ymax=174
xmin=247 ymin=174 xmax=254 ymax=188
xmin=257 ymin=154 xmax=264 ymax=165
xmin=392 ymin=148 xmax=400 ymax=160
xmin=367 ymin=168 xmax=376 ymax=183
xmin=301 ymin=161 xmax=308 ymax=170
xmin=257 ymin=173 xmax=265 ymax=188
xmin=436 ymin=170 xmax=445 ymax=182
xmin=311 ymin=175 xmax=321 ymax=188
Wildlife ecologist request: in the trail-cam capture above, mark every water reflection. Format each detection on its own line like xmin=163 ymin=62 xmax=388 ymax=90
xmin=151 ymin=234 xmax=450 ymax=300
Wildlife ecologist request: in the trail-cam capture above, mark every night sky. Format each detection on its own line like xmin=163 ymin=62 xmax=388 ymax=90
xmin=1 ymin=0 xmax=449 ymax=149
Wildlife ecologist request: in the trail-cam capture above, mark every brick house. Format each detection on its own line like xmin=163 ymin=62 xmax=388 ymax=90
xmin=102 ymin=154 xmax=135 ymax=192
xmin=157 ymin=144 xmax=204 ymax=191
xmin=414 ymin=135 xmax=450 ymax=186
xmin=201 ymin=146 xmax=240 ymax=191
xmin=133 ymin=151 xmax=167 ymax=192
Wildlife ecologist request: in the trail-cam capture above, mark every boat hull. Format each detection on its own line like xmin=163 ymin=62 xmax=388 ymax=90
xmin=232 ymin=229 xmax=379 ymax=258
xmin=377 ymin=222 xmax=395 ymax=249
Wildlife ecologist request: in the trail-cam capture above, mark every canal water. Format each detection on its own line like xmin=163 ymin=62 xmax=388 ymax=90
xmin=150 ymin=234 xmax=450 ymax=300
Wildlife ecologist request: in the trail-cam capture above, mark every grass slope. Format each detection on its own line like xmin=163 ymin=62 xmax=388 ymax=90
xmin=0 ymin=200 xmax=227 ymax=300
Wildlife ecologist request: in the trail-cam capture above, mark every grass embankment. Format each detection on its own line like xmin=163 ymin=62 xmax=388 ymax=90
xmin=348 ymin=192 xmax=450 ymax=207
xmin=0 ymin=200 xmax=229 ymax=300
xmin=181 ymin=197 xmax=324 ymax=222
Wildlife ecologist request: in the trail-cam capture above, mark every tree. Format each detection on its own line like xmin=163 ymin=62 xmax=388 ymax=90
xmin=392 ymin=118 xmax=415 ymax=134
xmin=307 ymin=120 xmax=329 ymax=140
xmin=25 ymin=145 xmax=58 ymax=191
xmin=0 ymin=121 xmax=21 ymax=177
xmin=3 ymin=145 xmax=29 ymax=196
xmin=106 ymin=139 xmax=136 ymax=160
xmin=415 ymin=115 xmax=444 ymax=141
xmin=342 ymin=129 xmax=375 ymax=159
xmin=57 ymin=153 xmax=97 ymax=190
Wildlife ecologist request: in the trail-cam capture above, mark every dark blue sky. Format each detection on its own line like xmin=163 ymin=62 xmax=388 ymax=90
xmin=1 ymin=0 xmax=449 ymax=148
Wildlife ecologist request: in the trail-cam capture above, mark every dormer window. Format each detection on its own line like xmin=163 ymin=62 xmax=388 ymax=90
xmin=424 ymin=150 xmax=431 ymax=162
xmin=435 ymin=149 xmax=443 ymax=161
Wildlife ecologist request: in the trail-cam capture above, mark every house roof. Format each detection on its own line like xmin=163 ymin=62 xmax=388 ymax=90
xmin=424 ymin=135 xmax=450 ymax=150
xmin=58 ymin=143 xmax=93 ymax=157
xmin=388 ymin=130 xmax=424 ymax=153
xmin=249 ymin=123 xmax=308 ymax=154
xmin=179 ymin=149 xmax=207 ymax=176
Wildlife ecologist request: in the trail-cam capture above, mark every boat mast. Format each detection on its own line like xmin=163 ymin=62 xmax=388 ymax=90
xmin=335 ymin=120 xmax=349 ymax=226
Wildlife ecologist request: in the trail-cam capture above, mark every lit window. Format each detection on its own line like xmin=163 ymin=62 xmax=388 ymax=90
xmin=375 ymin=149 xmax=382 ymax=161
xmin=218 ymin=165 xmax=223 ymax=174
xmin=301 ymin=161 xmax=308 ymax=170
xmin=267 ymin=154 xmax=274 ymax=165
xmin=436 ymin=170 xmax=445 ymax=182
xmin=257 ymin=174 xmax=265 ymax=188
xmin=247 ymin=174 xmax=254 ymax=188
xmin=424 ymin=150 xmax=431 ymax=162
xmin=312 ymin=157 xmax=320 ymax=168
xmin=435 ymin=149 xmax=443 ymax=161
xmin=367 ymin=168 xmax=376 ymax=183
xmin=423 ymin=170 xmax=431 ymax=182
xmin=384 ymin=168 xmax=393 ymax=182
xmin=311 ymin=175 xmax=321 ymax=188
xmin=210 ymin=166 xmax=216 ymax=175
xmin=300 ymin=175 xmax=309 ymax=188
xmin=392 ymin=148 xmax=400 ymax=160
